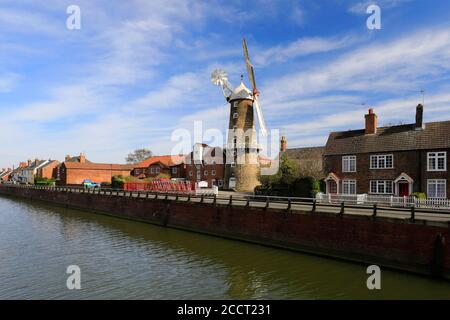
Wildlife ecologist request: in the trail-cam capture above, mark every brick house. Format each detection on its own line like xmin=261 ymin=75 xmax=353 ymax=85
xmin=323 ymin=105 xmax=450 ymax=199
xmin=185 ymin=143 xmax=225 ymax=188
xmin=56 ymin=153 xmax=133 ymax=185
xmin=132 ymin=155 xmax=186 ymax=179
xmin=0 ymin=168 xmax=12 ymax=181
xmin=36 ymin=160 xmax=60 ymax=180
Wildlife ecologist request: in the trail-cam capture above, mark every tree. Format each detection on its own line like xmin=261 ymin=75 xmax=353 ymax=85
xmin=126 ymin=148 xmax=153 ymax=164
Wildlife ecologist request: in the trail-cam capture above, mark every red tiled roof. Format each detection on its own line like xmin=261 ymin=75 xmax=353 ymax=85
xmin=63 ymin=162 xmax=134 ymax=170
xmin=134 ymin=155 xmax=186 ymax=169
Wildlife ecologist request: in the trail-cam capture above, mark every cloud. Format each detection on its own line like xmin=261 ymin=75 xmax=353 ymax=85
xmin=254 ymin=35 xmax=362 ymax=66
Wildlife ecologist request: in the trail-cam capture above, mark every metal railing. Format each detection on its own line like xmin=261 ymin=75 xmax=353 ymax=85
xmin=2 ymin=184 xmax=450 ymax=221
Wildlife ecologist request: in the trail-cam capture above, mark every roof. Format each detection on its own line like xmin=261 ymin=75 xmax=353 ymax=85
xmin=229 ymin=81 xmax=252 ymax=101
xmin=63 ymin=162 xmax=134 ymax=170
xmin=134 ymin=155 xmax=186 ymax=169
xmin=25 ymin=160 xmax=48 ymax=170
xmin=65 ymin=156 xmax=92 ymax=163
xmin=285 ymin=146 xmax=325 ymax=160
xmin=324 ymin=121 xmax=450 ymax=156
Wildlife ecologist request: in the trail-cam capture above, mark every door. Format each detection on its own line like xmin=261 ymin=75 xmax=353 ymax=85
xmin=399 ymin=182 xmax=409 ymax=197
xmin=327 ymin=180 xmax=337 ymax=194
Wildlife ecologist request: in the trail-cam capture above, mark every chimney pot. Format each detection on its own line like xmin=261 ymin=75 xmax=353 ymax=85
xmin=415 ymin=104 xmax=424 ymax=130
xmin=365 ymin=108 xmax=378 ymax=135
xmin=280 ymin=136 xmax=287 ymax=152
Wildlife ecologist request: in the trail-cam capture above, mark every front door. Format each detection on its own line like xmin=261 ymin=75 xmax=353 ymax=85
xmin=399 ymin=182 xmax=409 ymax=197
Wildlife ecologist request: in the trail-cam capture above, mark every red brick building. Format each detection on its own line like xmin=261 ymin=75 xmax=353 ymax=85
xmin=185 ymin=144 xmax=225 ymax=188
xmin=36 ymin=160 xmax=60 ymax=180
xmin=132 ymin=155 xmax=186 ymax=179
xmin=56 ymin=153 xmax=133 ymax=185
xmin=324 ymin=105 xmax=450 ymax=199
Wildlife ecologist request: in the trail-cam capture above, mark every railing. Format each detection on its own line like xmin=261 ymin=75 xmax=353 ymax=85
xmin=316 ymin=193 xmax=450 ymax=210
xmin=2 ymin=184 xmax=450 ymax=221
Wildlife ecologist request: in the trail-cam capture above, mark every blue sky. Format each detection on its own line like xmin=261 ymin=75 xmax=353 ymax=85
xmin=1 ymin=0 xmax=450 ymax=167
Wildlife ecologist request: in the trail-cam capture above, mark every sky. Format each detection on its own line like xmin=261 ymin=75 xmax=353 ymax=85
xmin=1 ymin=0 xmax=450 ymax=167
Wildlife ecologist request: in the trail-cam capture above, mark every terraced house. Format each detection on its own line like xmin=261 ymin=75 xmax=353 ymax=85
xmin=324 ymin=105 xmax=450 ymax=199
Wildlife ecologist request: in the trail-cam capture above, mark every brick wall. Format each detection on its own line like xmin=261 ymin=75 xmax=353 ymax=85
xmin=324 ymin=149 xmax=449 ymax=196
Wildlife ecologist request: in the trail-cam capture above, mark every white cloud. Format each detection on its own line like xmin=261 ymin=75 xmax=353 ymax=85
xmin=348 ymin=0 xmax=413 ymax=15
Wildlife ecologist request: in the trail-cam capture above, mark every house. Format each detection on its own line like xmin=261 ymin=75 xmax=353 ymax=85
xmin=132 ymin=155 xmax=186 ymax=179
xmin=22 ymin=159 xmax=51 ymax=184
xmin=0 ymin=168 xmax=12 ymax=181
xmin=12 ymin=161 xmax=34 ymax=183
xmin=36 ymin=160 xmax=60 ymax=180
xmin=281 ymin=136 xmax=325 ymax=179
xmin=56 ymin=153 xmax=133 ymax=185
xmin=185 ymin=143 xmax=225 ymax=188
xmin=323 ymin=105 xmax=450 ymax=199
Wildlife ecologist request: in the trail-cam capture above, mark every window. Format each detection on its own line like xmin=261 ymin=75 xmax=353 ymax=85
xmin=370 ymin=180 xmax=393 ymax=194
xmin=233 ymin=113 xmax=238 ymax=119
xmin=211 ymin=170 xmax=216 ymax=176
xmin=370 ymin=155 xmax=394 ymax=169
xmin=427 ymin=152 xmax=447 ymax=171
xmin=189 ymin=171 xmax=193 ymax=176
xmin=231 ymin=162 xmax=236 ymax=167
xmin=428 ymin=179 xmax=447 ymax=199
xmin=204 ymin=171 xmax=208 ymax=176
xmin=150 ymin=167 xmax=155 ymax=174
xmin=342 ymin=156 xmax=356 ymax=172
xmin=342 ymin=180 xmax=357 ymax=195
xmin=155 ymin=167 xmax=160 ymax=174
xmin=171 ymin=167 xmax=177 ymax=174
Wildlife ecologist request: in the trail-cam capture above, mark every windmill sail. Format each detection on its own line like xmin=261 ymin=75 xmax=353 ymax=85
xmin=243 ymin=38 xmax=266 ymax=135
xmin=243 ymin=39 xmax=258 ymax=95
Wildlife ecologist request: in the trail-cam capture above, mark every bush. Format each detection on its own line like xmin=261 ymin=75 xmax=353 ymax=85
xmin=293 ymin=176 xmax=319 ymax=198
xmin=35 ymin=178 xmax=55 ymax=186
xmin=411 ymin=192 xmax=426 ymax=199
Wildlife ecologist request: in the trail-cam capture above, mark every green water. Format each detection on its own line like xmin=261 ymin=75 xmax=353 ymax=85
xmin=0 ymin=196 xmax=449 ymax=299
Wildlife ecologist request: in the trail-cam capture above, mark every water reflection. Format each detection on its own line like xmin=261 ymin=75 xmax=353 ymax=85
xmin=0 ymin=196 xmax=449 ymax=300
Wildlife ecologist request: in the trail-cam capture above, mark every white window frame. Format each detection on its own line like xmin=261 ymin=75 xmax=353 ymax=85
xmin=204 ymin=171 xmax=208 ymax=176
xmin=211 ymin=170 xmax=216 ymax=176
xmin=189 ymin=171 xmax=193 ymax=176
xmin=427 ymin=179 xmax=447 ymax=199
xmin=370 ymin=180 xmax=394 ymax=194
xmin=155 ymin=167 xmax=160 ymax=174
xmin=342 ymin=180 xmax=357 ymax=195
xmin=342 ymin=156 xmax=356 ymax=173
xmin=370 ymin=154 xmax=394 ymax=169
xmin=233 ymin=113 xmax=238 ymax=119
xmin=171 ymin=167 xmax=177 ymax=174
xmin=150 ymin=167 xmax=155 ymax=174
xmin=427 ymin=152 xmax=447 ymax=172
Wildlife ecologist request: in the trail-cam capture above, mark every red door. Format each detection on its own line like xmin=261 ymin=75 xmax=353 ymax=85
xmin=399 ymin=183 xmax=409 ymax=197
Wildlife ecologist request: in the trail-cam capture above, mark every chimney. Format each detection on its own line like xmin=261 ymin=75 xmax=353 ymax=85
xmin=65 ymin=155 xmax=71 ymax=162
xmin=79 ymin=152 xmax=86 ymax=163
xmin=27 ymin=159 xmax=32 ymax=166
xmin=415 ymin=104 xmax=424 ymax=130
xmin=35 ymin=158 xmax=39 ymax=165
xmin=280 ymin=136 xmax=287 ymax=152
xmin=365 ymin=108 xmax=378 ymax=135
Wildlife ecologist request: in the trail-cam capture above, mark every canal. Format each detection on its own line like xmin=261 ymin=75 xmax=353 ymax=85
xmin=0 ymin=196 xmax=449 ymax=299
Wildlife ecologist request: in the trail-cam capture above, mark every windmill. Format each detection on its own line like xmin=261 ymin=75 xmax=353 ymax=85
xmin=210 ymin=38 xmax=266 ymax=191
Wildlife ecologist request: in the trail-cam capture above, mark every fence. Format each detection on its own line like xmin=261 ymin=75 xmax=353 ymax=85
xmin=316 ymin=193 xmax=450 ymax=210
xmin=123 ymin=180 xmax=218 ymax=196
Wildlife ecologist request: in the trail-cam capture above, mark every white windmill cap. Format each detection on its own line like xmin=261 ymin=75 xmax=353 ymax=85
xmin=229 ymin=80 xmax=252 ymax=102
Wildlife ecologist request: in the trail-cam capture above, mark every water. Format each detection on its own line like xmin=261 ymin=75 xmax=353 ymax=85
xmin=0 ymin=196 xmax=449 ymax=300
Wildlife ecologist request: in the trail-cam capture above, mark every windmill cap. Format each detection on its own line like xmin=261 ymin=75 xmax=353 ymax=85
xmin=229 ymin=81 xmax=252 ymax=102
